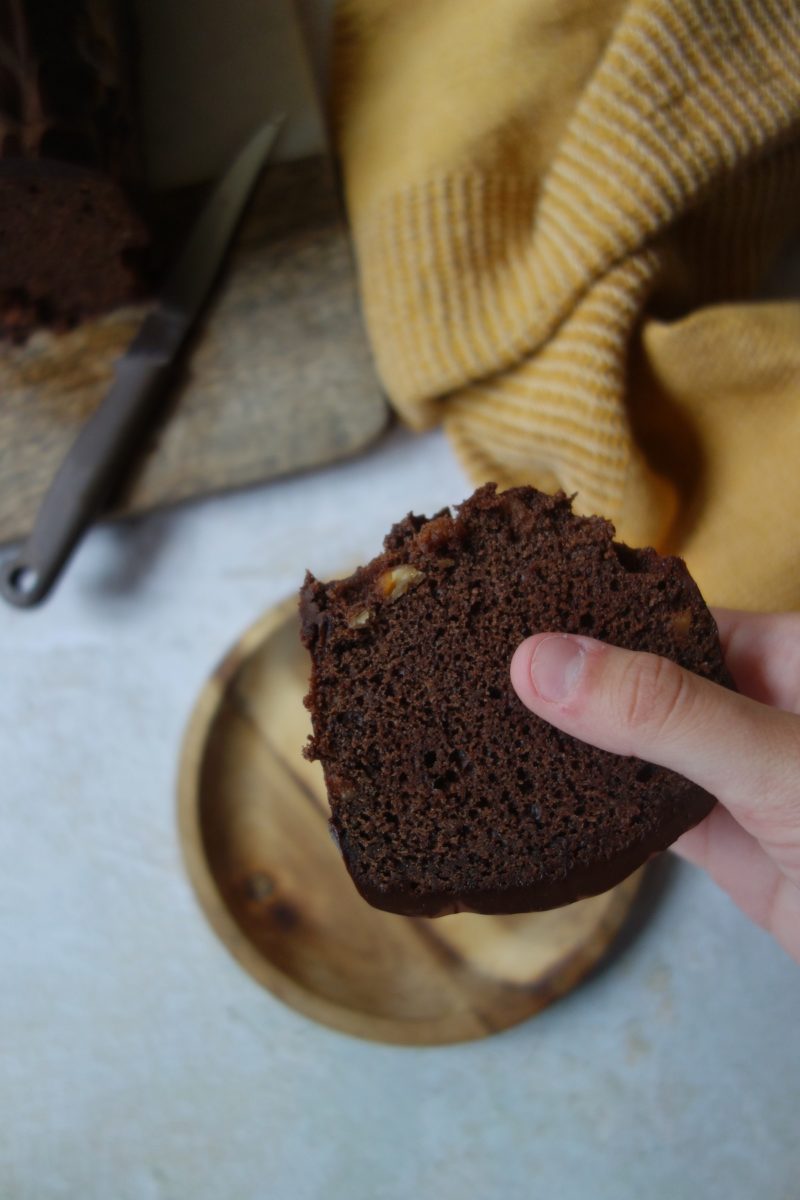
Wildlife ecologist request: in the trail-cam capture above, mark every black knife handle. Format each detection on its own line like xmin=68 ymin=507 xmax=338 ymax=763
xmin=0 ymin=355 xmax=172 ymax=609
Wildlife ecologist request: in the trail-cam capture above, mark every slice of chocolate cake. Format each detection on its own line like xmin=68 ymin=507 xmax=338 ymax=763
xmin=300 ymin=484 xmax=733 ymax=917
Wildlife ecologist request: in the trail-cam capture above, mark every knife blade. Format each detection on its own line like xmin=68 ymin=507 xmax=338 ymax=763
xmin=1 ymin=117 xmax=283 ymax=609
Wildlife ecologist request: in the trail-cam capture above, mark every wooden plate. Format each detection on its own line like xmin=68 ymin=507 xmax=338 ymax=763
xmin=178 ymin=599 xmax=644 ymax=1045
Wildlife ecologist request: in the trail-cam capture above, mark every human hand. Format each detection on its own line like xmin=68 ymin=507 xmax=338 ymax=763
xmin=510 ymin=609 xmax=800 ymax=963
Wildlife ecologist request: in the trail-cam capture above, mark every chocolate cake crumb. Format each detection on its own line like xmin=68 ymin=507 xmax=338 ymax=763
xmin=300 ymin=484 xmax=733 ymax=916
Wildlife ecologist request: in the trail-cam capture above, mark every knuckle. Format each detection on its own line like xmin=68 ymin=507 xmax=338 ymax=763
xmin=618 ymin=652 xmax=691 ymax=742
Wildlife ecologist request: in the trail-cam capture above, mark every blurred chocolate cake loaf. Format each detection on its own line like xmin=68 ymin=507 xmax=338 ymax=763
xmin=0 ymin=0 xmax=150 ymax=341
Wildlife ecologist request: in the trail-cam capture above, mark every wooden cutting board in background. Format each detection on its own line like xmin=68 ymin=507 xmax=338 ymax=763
xmin=0 ymin=0 xmax=387 ymax=547
xmin=0 ymin=156 xmax=388 ymax=545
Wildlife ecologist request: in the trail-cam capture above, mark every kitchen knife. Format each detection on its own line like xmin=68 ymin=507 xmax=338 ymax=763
xmin=1 ymin=117 xmax=282 ymax=609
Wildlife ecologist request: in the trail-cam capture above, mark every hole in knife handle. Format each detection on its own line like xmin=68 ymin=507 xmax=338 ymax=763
xmin=6 ymin=564 xmax=40 ymax=597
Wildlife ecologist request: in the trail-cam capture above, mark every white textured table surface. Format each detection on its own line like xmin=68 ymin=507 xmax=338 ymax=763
xmin=1 ymin=427 xmax=798 ymax=1200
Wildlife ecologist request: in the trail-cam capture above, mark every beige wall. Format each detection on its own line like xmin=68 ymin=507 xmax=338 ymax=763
xmin=136 ymin=0 xmax=334 ymax=187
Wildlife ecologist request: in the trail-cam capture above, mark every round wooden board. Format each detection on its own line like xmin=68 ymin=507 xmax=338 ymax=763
xmin=178 ymin=598 xmax=644 ymax=1045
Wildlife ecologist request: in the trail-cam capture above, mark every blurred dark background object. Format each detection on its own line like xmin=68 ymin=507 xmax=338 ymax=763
xmin=0 ymin=0 xmax=151 ymax=341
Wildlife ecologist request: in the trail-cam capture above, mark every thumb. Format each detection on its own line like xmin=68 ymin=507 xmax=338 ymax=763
xmin=510 ymin=633 xmax=800 ymax=845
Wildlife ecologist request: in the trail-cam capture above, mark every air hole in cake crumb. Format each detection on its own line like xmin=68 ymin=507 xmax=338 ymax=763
xmin=613 ymin=543 xmax=645 ymax=573
xmin=487 ymin=685 xmax=502 ymax=700
xmin=579 ymin=612 xmax=594 ymax=630
xmin=423 ymin=750 xmax=436 ymax=768
xmin=636 ymin=764 xmax=655 ymax=783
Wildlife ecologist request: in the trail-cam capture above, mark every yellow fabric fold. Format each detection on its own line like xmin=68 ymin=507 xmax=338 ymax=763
xmin=334 ymin=0 xmax=800 ymax=608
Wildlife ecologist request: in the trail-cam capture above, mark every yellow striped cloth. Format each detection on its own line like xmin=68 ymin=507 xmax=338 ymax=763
xmin=334 ymin=0 xmax=800 ymax=609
